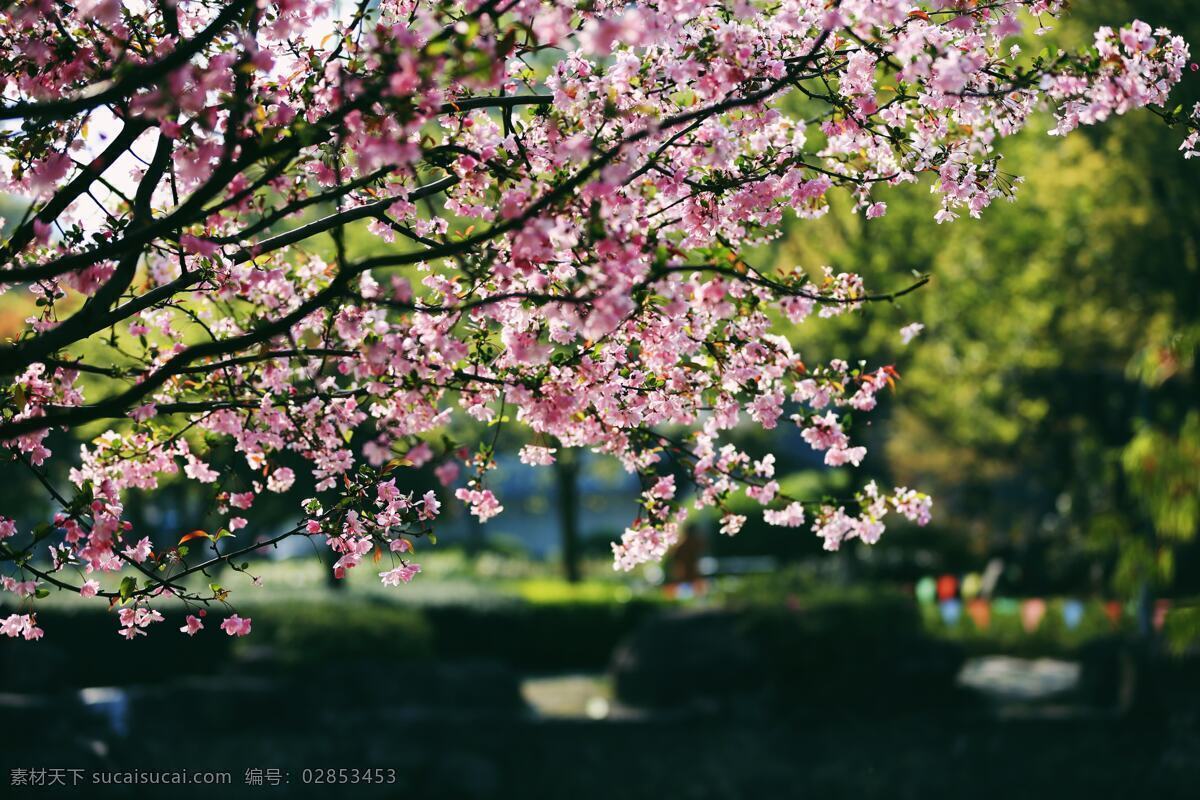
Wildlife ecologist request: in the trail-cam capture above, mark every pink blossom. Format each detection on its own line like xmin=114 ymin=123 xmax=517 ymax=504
xmin=220 ymin=615 xmax=253 ymax=637
xmin=180 ymin=234 xmax=220 ymax=257
xmin=455 ymin=488 xmax=503 ymax=522
xmin=746 ymin=480 xmax=779 ymax=505
xmin=748 ymin=393 xmax=784 ymax=430
xmin=612 ymin=520 xmax=680 ymax=571
xmin=379 ymin=562 xmax=422 ymax=586
xmin=266 ymin=467 xmax=295 ymax=493
xmin=229 ymin=491 xmax=255 ymax=510
xmin=824 ymin=446 xmax=867 ymax=467
xmin=28 ymin=152 xmax=72 ymax=196
xmin=719 ymin=514 xmax=747 ymax=537
xmin=342 ymin=510 xmax=365 ymax=537
xmin=122 ymin=536 xmax=153 ymax=563
xmin=801 ymin=412 xmax=847 ymax=452
xmin=419 ymin=490 xmax=441 ymax=520
xmin=1 ymin=614 xmax=43 ymax=641
xmin=130 ymin=403 xmax=157 ymax=422
xmin=434 ymin=461 xmax=461 ymax=487
xmin=32 ymin=219 xmax=52 ymax=244
xmin=2 ymin=577 xmax=37 ymax=597
xmin=648 ymin=475 xmax=676 ymax=501
xmin=518 ymin=445 xmax=557 ymax=466
xmin=117 ymin=607 xmax=164 ymax=639
xmin=764 ymin=502 xmax=806 ymax=528
xmin=899 ymin=323 xmax=925 ymax=344
xmin=184 ymin=456 xmax=219 ymax=483
xmin=891 ymin=488 xmax=934 ymax=526
xmin=405 ymin=442 xmax=434 ymax=467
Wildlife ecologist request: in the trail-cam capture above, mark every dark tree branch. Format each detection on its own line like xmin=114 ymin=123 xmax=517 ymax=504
xmin=0 ymin=0 xmax=253 ymax=122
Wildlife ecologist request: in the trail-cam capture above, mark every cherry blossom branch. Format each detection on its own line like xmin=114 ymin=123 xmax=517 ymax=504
xmin=0 ymin=0 xmax=254 ymax=122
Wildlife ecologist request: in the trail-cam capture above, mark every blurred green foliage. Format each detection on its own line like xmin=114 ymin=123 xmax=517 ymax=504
xmin=757 ymin=0 xmax=1200 ymax=598
xmin=243 ymin=600 xmax=435 ymax=665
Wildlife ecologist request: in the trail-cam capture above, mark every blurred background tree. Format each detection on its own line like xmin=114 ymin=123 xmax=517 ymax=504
xmin=756 ymin=0 xmax=1200 ymax=601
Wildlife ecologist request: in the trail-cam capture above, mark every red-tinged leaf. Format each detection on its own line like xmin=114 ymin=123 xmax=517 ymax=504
xmin=372 ymin=546 xmax=382 ymax=564
xmin=178 ymin=529 xmax=210 ymax=545
xmin=908 ymin=9 xmax=931 ymax=21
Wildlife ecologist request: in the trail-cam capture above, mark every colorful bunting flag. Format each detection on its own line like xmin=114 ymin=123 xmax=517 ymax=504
xmin=1021 ymin=598 xmax=1047 ymax=633
xmin=966 ymin=598 xmax=990 ymax=630
xmin=1062 ymin=599 xmax=1084 ymax=630
xmin=992 ymin=597 xmax=1019 ymax=618
xmin=1154 ymin=599 xmax=1172 ymax=632
xmin=1104 ymin=601 xmax=1122 ymax=627
xmin=911 ymin=590 xmax=1157 ymax=638
xmin=915 ymin=576 xmax=937 ymax=606
xmin=939 ymin=598 xmax=962 ymax=625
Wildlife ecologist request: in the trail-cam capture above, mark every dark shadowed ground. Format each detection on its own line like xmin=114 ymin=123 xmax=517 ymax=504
xmin=1 ymin=657 xmax=1197 ymax=799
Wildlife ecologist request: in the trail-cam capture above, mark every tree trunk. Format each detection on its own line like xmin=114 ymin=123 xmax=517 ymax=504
xmin=555 ymin=448 xmax=582 ymax=583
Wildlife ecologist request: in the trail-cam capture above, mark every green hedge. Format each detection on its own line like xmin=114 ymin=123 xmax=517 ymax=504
xmin=424 ymin=599 xmax=662 ymax=670
xmin=0 ymin=595 xmax=663 ymax=686
xmin=10 ymin=587 xmax=1171 ymax=693
xmin=735 ymin=588 xmax=967 ymax=708
xmin=237 ymin=599 xmax=434 ymax=665
xmin=0 ymin=605 xmax=233 ymax=688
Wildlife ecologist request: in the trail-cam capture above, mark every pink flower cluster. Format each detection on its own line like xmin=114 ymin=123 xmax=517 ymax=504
xmin=0 ymin=614 xmax=44 ymax=641
xmin=117 ymin=606 xmax=165 ymax=640
xmin=0 ymin=0 xmax=1192 ymax=637
xmin=812 ymin=482 xmax=933 ymax=552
